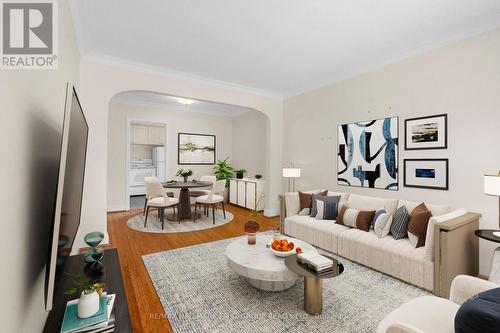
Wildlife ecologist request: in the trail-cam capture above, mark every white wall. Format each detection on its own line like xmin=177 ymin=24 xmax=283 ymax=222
xmin=0 ymin=1 xmax=81 ymax=331
xmin=77 ymin=58 xmax=283 ymax=250
xmin=283 ymin=28 xmax=500 ymax=275
xmin=107 ymin=102 xmax=234 ymax=210
xmin=231 ymin=111 xmax=268 ymax=177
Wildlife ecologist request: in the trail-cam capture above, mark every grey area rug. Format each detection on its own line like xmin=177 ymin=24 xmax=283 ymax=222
xmin=142 ymin=235 xmax=429 ymax=333
xmin=127 ymin=210 xmax=234 ymax=233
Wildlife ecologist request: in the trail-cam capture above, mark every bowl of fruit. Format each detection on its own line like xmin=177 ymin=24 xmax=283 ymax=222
xmin=270 ymin=239 xmax=296 ymax=257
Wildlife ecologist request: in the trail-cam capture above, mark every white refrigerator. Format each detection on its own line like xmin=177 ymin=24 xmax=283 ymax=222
xmin=152 ymin=147 xmax=166 ymax=181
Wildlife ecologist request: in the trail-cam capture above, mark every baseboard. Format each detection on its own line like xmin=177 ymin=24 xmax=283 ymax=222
xmin=108 ymin=205 xmax=128 ymax=212
xmin=264 ymin=208 xmax=279 ymax=217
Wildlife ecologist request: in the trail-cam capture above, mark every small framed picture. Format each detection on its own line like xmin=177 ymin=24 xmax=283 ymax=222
xmin=404 ymin=159 xmax=449 ymax=190
xmin=405 ymin=114 xmax=447 ymax=150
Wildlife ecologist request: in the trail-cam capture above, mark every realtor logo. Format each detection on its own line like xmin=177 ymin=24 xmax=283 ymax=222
xmin=1 ymin=0 xmax=58 ymax=69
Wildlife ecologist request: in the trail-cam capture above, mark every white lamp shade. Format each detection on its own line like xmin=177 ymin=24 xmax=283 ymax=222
xmin=484 ymin=174 xmax=500 ymax=196
xmin=282 ymin=168 xmax=301 ymax=178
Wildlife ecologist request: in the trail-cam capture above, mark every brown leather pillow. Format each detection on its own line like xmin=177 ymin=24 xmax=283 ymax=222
xmin=335 ymin=205 xmax=348 ymax=225
xmin=298 ymin=190 xmax=327 ymax=211
xmin=356 ymin=210 xmax=376 ymax=232
xmin=408 ymin=203 xmax=432 ymax=247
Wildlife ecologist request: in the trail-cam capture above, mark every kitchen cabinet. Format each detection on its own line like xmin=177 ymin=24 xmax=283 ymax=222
xmin=229 ymin=178 xmax=265 ymax=210
xmin=131 ymin=124 xmax=164 ymax=145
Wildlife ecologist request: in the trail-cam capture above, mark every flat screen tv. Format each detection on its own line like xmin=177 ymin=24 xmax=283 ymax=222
xmin=45 ymin=83 xmax=89 ymax=310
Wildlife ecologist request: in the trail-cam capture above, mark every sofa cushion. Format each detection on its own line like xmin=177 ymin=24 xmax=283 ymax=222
xmin=391 ymin=206 xmax=411 ymax=240
xmin=372 ymin=209 xmax=387 ymax=228
xmin=311 ymin=194 xmax=339 ymax=217
xmin=374 ymin=213 xmax=392 ymax=238
xmin=299 ymin=190 xmax=327 ymax=211
xmin=315 ymin=199 xmax=339 ymax=220
xmin=284 ymin=190 xmax=323 ymax=217
xmin=398 ymin=199 xmax=451 ymax=217
xmin=335 ymin=205 xmax=348 ymax=225
xmin=347 ymin=193 xmax=399 ymax=214
xmin=408 ymin=203 xmax=432 ymax=248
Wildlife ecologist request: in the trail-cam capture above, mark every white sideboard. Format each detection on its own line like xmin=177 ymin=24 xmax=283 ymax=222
xmin=229 ymin=178 xmax=265 ymax=210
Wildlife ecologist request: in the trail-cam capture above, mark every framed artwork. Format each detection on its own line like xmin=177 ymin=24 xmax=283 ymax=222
xmin=337 ymin=116 xmax=399 ymax=190
xmin=405 ymin=114 xmax=447 ymax=150
xmin=403 ymin=159 xmax=449 ymax=190
xmin=178 ymin=133 xmax=216 ymax=165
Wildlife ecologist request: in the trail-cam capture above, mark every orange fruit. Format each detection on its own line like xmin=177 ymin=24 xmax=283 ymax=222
xmin=296 ymin=247 xmax=302 ymax=254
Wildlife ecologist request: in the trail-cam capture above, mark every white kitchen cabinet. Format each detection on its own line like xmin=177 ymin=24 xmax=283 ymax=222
xmin=131 ymin=125 xmax=149 ymax=144
xmin=131 ymin=124 xmax=165 ymax=145
xmin=229 ymin=178 xmax=265 ymax=210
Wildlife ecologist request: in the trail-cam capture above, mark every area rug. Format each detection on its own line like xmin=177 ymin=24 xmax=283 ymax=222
xmin=142 ymin=235 xmax=430 ymax=333
xmin=127 ymin=210 xmax=233 ymax=233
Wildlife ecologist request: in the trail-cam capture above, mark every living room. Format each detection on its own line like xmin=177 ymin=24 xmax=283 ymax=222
xmin=3 ymin=1 xmax=500 ymax=332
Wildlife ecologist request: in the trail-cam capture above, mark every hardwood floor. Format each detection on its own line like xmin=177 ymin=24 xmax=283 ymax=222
xmin=106 ymin=204 xmax=280 ymax=333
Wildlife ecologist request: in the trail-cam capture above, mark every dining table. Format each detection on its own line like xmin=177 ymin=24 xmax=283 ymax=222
xmin=162 ymin=180 xmax=212 ymax=220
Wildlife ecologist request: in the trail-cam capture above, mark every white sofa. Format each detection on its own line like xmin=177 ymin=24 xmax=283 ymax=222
xmin=280 ymin=191 xmax=480 ymax=295
xmin=377 ymin=275 xmax=499 ymax=333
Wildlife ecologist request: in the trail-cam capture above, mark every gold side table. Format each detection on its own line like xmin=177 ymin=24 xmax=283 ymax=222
xmin=285 ymin=254 xmax=344 ymax=315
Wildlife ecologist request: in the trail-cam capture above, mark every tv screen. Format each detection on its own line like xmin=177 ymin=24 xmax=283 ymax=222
xmin=45 ymin=84 xmax=88 ymax=310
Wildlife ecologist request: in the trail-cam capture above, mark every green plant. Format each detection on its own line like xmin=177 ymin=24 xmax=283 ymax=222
xmin=254 ymin=174 xmax=262 ymax=179
xmin=249 ymin=192 xmax=266 ymax=221
xmin=64 ymin=272 xmax=95 ymax=296
xmin=176 ymin=168 xmax=193 ymax=177
xmin=214 ymin=157 xmax=234 ymax=187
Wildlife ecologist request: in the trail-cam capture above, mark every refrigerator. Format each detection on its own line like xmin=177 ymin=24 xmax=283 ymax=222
xmin=152 ymin=146 xmax=166 ymax=181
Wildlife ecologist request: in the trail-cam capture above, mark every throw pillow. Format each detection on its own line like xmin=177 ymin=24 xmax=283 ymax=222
xmin=336 ymin=205 xmax=348 ymax=225
xmin=315 ymin=200 xmax=339 ymax=220
xmin=371 ymin=209 xmax=387 ymax=228
xmin=407 ymin=203 xmax=433 ymax=247
xmin=391 ymin=206 xmax=410 ymax=240
xmin=342 ymin=208 xmax=359 ymax=228
xmin=299 ymin=190 xmax=327 ymax=211
xmin=455 ymin=287 xmax=500 ymax=333
xmin=356 ymin=210 xmax=376 ymax=232
xmin=310 ymin=195 xmax=340 ymax=217
xmin=374 ymin=213 xmax=393 ymax=238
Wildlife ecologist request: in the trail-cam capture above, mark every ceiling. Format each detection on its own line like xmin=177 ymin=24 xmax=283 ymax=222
xmin=71 ymin=0 xmax=500 ymax=97
xmin=111 ymin=91 xmax=252 ymax=117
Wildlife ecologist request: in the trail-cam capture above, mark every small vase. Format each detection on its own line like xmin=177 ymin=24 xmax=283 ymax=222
xmin=244 ymin=220 xmax=260 ymax=245
xmin=77 ymin=290 xmax=100 ymax=318
xmin=183 ymin=176 xmax=188 ymax=182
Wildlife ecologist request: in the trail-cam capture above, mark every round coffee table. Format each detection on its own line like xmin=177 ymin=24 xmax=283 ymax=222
xmin=225 ymin=234 xmax=317 ymax=291
xmin=163 ymin=180 xmax=211 ymax=220
xmin=285 ymin=254 xmax=344 ymax=315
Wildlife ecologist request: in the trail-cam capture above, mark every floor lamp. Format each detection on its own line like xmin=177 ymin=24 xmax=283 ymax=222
xmin=283 ymin=167 xmax=301 ymax=192
xmin=484 ymin=173 xmax=500 ymax=237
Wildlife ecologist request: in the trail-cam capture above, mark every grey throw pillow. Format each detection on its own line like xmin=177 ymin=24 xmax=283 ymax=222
xmin=391 ymin=206 xmax=410 ymax=240
xmin=310 ymin=195 xmax=341 ymax=217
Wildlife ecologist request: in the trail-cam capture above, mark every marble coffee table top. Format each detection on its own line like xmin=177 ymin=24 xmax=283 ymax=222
xmin=225 ymin=234 xmax=317 ymax=283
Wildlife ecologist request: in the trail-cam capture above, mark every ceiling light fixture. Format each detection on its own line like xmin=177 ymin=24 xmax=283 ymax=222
xmin=178 ymin=98 xmax=195 ymax=105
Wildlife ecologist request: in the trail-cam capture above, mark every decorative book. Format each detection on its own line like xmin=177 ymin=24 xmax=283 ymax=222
xmin=60 ymin=294 xmax=111 ymax=333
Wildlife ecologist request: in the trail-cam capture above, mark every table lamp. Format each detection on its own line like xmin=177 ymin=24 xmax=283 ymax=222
xmin=484 ymin=173 xmax=500 ymax=237
xmin=283 ymin=166 xmax=301 ymax=192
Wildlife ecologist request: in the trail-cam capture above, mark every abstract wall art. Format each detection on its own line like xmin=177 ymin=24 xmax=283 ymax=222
xmin=178 ymin=133 xmax=216 ymax=165
xmin=337 ymin=117 xmax=399 ymax=190
xmin=404 ymin=159 xmax=449 ymax=190
xmin=405 ymin=114 xmax=447 ymax=150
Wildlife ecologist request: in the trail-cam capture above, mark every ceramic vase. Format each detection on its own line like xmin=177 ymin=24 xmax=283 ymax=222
xmin=77 ymin=290 xmax=99 ymax=318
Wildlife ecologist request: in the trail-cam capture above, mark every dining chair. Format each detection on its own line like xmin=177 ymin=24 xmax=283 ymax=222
xmin=144 ymin=177 xmax=179 ymax=229
xmin=189 ymin=175 xmax=217 ymax=198
xmin=143 ymin=182 xmax=175 ymax=216
xmin=194 ymin=180 xmax=226 ymax=224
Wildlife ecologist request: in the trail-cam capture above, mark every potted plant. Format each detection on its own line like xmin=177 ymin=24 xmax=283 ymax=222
xmin=235 ymin=168 xmax=247 ymax=179
xmin=244 ymin=192 xmax=265 ymax=245
xmin=214 ymin=157 xmax=234 ymax=202
xmin=176 ymin=168 xmax=193 ymax=182
xmin=64 ymin=272 xmax=103 ymax=318
xmin=254 ymin=174 xmax=263 ymax=179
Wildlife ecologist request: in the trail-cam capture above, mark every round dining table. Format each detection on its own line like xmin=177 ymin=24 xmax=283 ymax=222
xmin=162 ymin=180 xmax=212 ymax=220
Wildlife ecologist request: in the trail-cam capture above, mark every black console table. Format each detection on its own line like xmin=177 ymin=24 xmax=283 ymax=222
xmin=44 ymin=248 xmax=132 ymax=332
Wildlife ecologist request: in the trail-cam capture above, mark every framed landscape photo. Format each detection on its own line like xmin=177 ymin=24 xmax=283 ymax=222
xmin=403 ymin=159 xmax=449 ymax=190
xmin=178 ymin=133 xmax=216 ymax=165
xmin=405 ymin=114 xmax=447 ymax=150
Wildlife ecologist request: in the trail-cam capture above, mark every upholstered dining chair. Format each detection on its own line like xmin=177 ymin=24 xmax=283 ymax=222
xmin=194 ymin=180 xmax=226 ymax=224
xmin=189 ymin=175 xmax=217 ymax=198
xmin=144 ymin=177 xmax=179 ymax=229
xmin=143 ymin=182 xmax=174 ymax=216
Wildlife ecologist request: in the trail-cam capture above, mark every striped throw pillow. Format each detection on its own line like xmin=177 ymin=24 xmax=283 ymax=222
xmin=390 ymin=206 xmax=410 ymax=240
xmin=315 ymin=200 xmax=338 ymax=220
